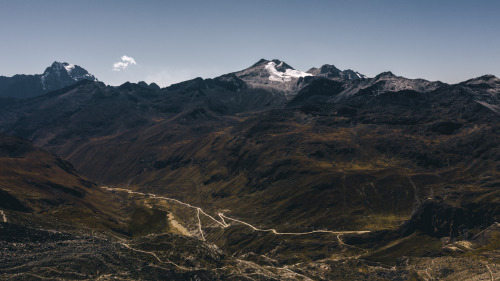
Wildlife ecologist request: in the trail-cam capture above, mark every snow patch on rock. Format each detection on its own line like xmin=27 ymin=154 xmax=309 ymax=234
xmin=265 ymin=62 xmax=312 ymax=82
xmin=64 ymin=63 xmax=75 ymax=74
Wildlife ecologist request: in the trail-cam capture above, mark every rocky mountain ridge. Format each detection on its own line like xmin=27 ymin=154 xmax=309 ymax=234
xmin=0 ymin=61 xmax=97 ymax=99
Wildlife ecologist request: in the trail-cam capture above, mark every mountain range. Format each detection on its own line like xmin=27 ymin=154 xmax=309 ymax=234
xmin=0 ymin=61 xmax=98 ymax=99
xmin=0 ymin=59 xmax=499 ymax=280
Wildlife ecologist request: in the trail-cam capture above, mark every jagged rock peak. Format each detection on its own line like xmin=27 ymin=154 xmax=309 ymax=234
xmin=251 ymin=58 xmax=270 ymax=67
xmin=307 ymin=64 xmax=366 ymax=80
xmin=376 ymin=71 xmax=396 ymax=78
xmin=43 ymin=61 xmax=97 ymax=81
xmin=149 ymin=82 xmax=160 ymax=90
xmin=137 ymin=81 xmax=161 ymax=90
xmin=468 ymin=74 xmax=499 ymax=82
xmin=461 ymin=74 xmax=500 ymax=92
xmin=39 ymin=61 xmax=97 ymax=93
xmin=307 ymin=64 xmax=341 ymax=75
xmin=250 ymin=59 xmax=294 ymax=71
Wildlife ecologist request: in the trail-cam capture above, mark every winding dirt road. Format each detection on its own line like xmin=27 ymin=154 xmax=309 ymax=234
xmin=101 ymin=186 xmax=370 ymax=237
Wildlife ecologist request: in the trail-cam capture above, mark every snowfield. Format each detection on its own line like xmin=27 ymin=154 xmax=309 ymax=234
xmin=265 ymin=61 xmax=312 ymax=82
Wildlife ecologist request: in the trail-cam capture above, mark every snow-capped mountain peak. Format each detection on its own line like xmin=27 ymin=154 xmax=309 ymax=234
xmin=43 ymin=62 xmax=96 ymax=80
xmin=40 ymin=61 xmax=97 ymax=91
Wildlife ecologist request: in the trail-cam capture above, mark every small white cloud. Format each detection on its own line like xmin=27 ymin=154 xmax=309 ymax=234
xmin=121 ymin=55 xmax=136 ymax=65
xmin=113 ymin=55 xmax=137 ymax=71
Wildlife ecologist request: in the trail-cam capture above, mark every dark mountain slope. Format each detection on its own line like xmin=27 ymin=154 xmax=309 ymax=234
xmin=1 ymin=71 xmax=499 ymax=232
xmin=125 ymin=103 xmax=500 ymax=231
xmin=0 ymin=135 xmax=417 ymax=281
xmin=0 ymin=133 xmax=130 ymax=234
xmin=0 ymin=134 xmax=294 ymax=280
xmin=0 ymin=62 xmax=499 ymax=278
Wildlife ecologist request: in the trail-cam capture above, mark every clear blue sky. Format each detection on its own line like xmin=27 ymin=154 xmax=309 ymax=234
xmin=1 ymin=0 xmax=499 ymax=86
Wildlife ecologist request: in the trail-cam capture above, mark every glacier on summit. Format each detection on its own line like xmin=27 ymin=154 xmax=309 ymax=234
xmin=265 ymin=61 xmax=312 ymax=82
